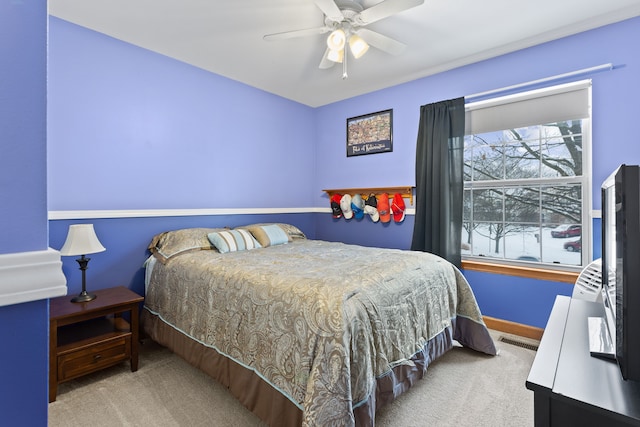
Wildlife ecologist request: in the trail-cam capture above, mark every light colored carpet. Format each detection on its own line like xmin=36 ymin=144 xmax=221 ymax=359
xmin=48 ymin=331 xmax=537 ymax=426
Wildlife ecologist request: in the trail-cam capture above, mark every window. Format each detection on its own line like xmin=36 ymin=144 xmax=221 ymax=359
xmin=462 ymin=81 xmax=591 ymax=269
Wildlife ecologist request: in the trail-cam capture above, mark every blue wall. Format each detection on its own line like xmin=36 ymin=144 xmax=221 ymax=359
xmin=46 ymin=17 xmax=640 ymax=331
xmin=47 ymin=17 xmax=317 ymax=211
xmin=1 ymin=2 xmax=48 ymax=252
xmin=0 ymin=1 xmax=49 ymax=425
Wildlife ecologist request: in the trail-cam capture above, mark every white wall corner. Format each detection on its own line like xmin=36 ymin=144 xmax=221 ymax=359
xmin=0 ymin=248 xmax=68 ymax=307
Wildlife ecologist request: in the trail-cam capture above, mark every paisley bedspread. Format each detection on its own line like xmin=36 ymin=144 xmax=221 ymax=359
xmin=143 ymin=239 xmax=496 ymax=426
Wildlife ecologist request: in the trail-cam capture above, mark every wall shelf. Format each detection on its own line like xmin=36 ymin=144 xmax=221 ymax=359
xmin=322 ymin=186 xmax=414 ymax=205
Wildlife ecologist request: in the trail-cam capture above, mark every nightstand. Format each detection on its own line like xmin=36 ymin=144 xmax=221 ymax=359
xmin=49 ymin=286 xmax=144 ymax=402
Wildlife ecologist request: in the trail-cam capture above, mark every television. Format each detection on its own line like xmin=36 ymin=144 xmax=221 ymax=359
xmin=597 ymin=164 xmax=640 ymax=381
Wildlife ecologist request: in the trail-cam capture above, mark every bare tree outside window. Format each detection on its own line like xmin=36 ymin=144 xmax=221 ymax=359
xmin=463 ymin=120 xmax=585 ymax=266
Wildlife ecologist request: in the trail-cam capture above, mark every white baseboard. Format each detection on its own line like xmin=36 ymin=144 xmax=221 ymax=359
xmin=0 ymin=248 xmax=67 ymax=307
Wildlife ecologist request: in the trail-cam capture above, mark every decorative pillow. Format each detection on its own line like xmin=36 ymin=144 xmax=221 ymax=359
xmin=244 ymin=224 xmax=290 ymax=248
xmin=276 ymin=223 xmax=307 ymax=240
xmin=207 ymin=229 xmax=262 ymax=254
xmin=148 ymin=227 xmax=226 ymax=264
xmin=236 ymin=223 xmax=306 ymax=240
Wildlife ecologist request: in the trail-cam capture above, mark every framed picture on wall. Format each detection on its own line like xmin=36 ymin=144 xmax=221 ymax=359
xmin=346 ymin=109 xmax=393 ymax=157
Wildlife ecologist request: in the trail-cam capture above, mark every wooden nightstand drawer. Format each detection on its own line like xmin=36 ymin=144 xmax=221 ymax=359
xmin=58 ymin=334 xmax=132 ymax=381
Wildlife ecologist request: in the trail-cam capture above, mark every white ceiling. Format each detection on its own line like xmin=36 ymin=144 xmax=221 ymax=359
xmin=49 ymin=0 xmax=640 ymax=107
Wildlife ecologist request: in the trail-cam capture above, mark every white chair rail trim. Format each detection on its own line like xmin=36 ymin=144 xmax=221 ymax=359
xmin=48 ymin=207 xmax=416 ymax=220
xmin=0 ymin=248 xmax=67 ymax=307
xmin=49 ymin=207 xmax=323 ymax=220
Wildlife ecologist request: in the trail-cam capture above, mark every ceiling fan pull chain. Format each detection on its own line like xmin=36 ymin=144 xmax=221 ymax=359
xmin=342 ymin=47 xmax=348 ymax=79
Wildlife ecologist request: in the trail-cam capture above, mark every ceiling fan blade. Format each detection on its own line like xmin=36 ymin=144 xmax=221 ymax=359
xmin=357 ymin=0 xmax=424 ymax=25
xmin=264 ymin=26 xmax=330 ymax=41
xmin=313 ymin=0 xmax=344 ymax=22
xmin=319 ymin=47 xmax=336 ymax=69
xmin=356 ymin=28 xmax=406 ymax=55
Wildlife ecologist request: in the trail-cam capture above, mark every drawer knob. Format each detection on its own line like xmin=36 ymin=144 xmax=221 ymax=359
xmin=94 ymin=354 xmax=102 ymax=361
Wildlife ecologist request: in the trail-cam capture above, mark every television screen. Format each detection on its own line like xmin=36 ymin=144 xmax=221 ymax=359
xmin=601 ymin=173 xmax=617 ymax=354
xmin=601 ymin=164 xmax=640 ymax=382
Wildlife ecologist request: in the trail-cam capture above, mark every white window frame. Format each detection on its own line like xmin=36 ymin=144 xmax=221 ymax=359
xmin=463 ymin=80 xmax=592 ymax=271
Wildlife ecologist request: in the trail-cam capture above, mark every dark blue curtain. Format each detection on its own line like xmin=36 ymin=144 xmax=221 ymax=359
xmin=411 ymin=98 xmax=465 ymax=267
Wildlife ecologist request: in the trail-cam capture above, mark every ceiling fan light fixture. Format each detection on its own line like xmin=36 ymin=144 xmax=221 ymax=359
xmin=348 ymin=34 xmax=369 ymax=59
xmin=327 ymin=48 xmax=344 ymax=63
xmin=326 ymin=28 xmax=346 ymax=51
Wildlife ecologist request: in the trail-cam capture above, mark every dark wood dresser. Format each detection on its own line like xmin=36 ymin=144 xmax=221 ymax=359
xmin=526 ymin=295 xmax=640 ymax=426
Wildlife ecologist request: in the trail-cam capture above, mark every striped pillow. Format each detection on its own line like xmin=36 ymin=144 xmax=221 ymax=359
xmin=207 ymin=229 xmax=261 ymax=253
xmin=245 ymin=224 xmax=290 ymax=247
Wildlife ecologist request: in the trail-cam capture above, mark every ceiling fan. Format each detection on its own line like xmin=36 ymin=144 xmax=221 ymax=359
xmin=263 ymin=0 xmax=424 ymax=78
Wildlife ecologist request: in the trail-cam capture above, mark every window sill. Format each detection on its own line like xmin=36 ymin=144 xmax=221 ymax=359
xmin=461 ymin=260 xmax=578 ymax=284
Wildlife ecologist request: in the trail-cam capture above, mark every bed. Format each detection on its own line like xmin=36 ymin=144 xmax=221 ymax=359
xmin=141 ymin=223 xmax=496 ymax=426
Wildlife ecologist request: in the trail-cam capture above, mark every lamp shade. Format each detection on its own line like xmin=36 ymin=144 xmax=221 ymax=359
xmin=326 ymin=28 xmax=346 ymax=51
xmin=59 ymin=224 xmax=106 ymax=256
xmin=349 ymin=34 xmax=369 ymax=59
xmin=327 ymin=48 xmax=344 ymax=63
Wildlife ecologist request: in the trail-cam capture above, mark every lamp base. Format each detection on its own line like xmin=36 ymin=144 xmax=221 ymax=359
xmin=71 ymin=290 xmax=97 ymax=303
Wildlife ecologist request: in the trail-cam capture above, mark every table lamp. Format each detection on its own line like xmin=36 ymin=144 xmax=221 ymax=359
xmin=59 ymin=224 xmax=106 ymax=303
